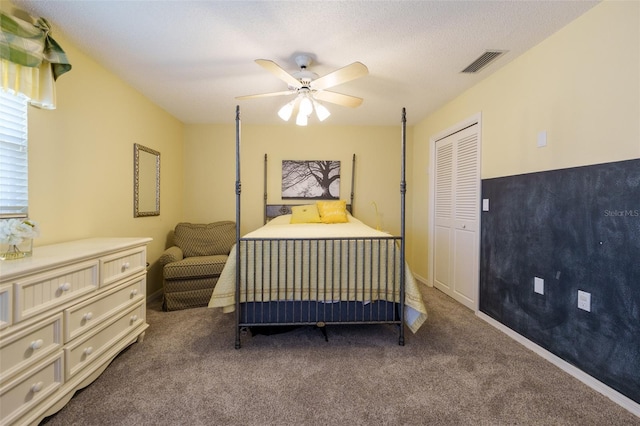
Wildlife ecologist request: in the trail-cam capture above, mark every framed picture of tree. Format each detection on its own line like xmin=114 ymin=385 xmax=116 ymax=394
xmin=282 ymin=160 xmax=340 ymax=199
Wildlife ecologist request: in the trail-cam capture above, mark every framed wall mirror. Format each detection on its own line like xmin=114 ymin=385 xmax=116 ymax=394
xmin=134 ymin=143 xmax=160 ymax=217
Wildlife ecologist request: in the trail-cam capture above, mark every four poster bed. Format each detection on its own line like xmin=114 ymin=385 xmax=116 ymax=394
xmin=208 ymin=107 xmax=427 ymax=348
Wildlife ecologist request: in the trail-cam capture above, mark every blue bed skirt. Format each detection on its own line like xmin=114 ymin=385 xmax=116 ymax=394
xmin=239 ymin=300 xmax=401 ymax=326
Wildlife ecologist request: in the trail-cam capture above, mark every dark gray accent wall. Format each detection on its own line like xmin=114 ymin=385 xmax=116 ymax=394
xmin=480 ymin=158 xmax=640 ymax=404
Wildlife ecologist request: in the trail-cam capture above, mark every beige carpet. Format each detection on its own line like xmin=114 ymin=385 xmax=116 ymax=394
xmin=41 ymin=285 xmax=639 ymax=425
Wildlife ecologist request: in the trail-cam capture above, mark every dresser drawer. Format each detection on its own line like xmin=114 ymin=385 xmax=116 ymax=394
xmin=64 ymin=274 xmax=145 ymax=342
xmin=0 ymin=285 xmax=11 ymax=330
xmin=101 ymin=247 xmax=146 ymax=288
xmin=0 ymin=352 xmax=63 ymax=426
xmin=14 ymin=260 xmax=99 ymax=322
xmin=0 ymin=314 xmax=62 ymax=384
xmin=65 ymin=301 xmax=145 ymax=379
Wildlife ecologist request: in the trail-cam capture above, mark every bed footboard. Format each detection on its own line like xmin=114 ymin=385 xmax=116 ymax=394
xmin=235 ymin=237 xmax=405 ymax=346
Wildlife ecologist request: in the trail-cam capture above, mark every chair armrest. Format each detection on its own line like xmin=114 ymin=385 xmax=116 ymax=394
xmin=158 ymin=246 xmax=184 ymax=267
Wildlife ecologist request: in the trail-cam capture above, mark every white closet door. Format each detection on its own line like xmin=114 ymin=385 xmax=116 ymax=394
xmin=433 ymin=124 xmax=479 ymax=310
xmin=434 ymin=138 xmax=454 ymax=295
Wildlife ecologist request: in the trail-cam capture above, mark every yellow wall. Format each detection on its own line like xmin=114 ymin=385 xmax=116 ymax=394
xmin=11 ymin=10 xmax=185 ymax=296
xmin=184 ymin=123 xmax=411 ymax=237
xmin=410 ymin=1 xmax=640 ymax=282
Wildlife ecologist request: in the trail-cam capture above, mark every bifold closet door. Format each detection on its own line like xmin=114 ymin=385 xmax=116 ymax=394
xmin=433 ymin=124 xmax=479 ymax=310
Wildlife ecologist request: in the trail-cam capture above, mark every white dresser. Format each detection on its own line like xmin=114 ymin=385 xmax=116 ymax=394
xmin=0 ymin=237 xmax=151 ymax=426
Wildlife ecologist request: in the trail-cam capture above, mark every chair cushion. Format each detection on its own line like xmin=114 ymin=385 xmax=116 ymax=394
xmin=163 ymin=254 xmax=228 ymax=280
xmin=174 ymin=221 xmax=235 ymax=257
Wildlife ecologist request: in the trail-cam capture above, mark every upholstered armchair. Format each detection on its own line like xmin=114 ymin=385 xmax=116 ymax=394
xmin=159 ymin=221 xmax=236 ymax=311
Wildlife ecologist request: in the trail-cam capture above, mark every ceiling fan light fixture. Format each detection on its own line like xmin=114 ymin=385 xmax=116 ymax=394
xmin=313 ymin=100 xmax=331 ymax=121
xmin=295 ymin=110 xmax=308 ymax=126
xmin=278 ymin=99 xmax=295 ymax=121
xmin=299 ymin=96 xmax=313 ymax=116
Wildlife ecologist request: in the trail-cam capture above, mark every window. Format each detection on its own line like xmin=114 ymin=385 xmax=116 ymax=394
xmin=0 ymin=89 xmax=29 ymax=218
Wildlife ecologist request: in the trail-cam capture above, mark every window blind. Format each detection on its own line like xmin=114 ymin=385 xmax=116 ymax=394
xmin=0 ymin=90 xmax=29 ymax=218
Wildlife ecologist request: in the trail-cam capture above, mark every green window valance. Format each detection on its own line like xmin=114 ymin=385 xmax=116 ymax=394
xmin=0 ymin=11 xmax=71 ymax=109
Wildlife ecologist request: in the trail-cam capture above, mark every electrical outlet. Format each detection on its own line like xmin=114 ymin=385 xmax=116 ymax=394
xmin=578 ymin=290 xmax=591 ymax=312
xmin=534 ymin=277 xmax=544 ymax=295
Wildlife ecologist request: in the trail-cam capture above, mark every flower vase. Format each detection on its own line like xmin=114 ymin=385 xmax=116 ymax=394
xmin=0 ymin=238 xmax=33 ymax=260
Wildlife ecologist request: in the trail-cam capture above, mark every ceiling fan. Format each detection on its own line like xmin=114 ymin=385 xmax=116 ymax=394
xmin=236 ymin=54 xmax=368 ymax=125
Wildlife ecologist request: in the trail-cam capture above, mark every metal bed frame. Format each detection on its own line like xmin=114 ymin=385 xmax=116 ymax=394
xmin=234 ymin=106 xmax=407 ymax=348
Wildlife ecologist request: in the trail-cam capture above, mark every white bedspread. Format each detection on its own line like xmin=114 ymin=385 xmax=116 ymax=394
xmin=208 ymin=214 xmax=427 ymax=333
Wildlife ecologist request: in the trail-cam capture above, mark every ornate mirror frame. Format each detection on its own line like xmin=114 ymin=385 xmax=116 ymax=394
xmin=134 ymin=143 xmax=160 ymax=217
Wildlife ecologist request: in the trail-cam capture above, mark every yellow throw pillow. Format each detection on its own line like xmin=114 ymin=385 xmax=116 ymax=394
xmin=317 ymin=200 xmax=348 ymax=224
xmin=290 ymin=204 xmax=322 ymax=224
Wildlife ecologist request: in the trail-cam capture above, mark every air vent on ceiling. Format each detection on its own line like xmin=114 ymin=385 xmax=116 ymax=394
xmin=461 ymin=50 xmax=507 ymax=73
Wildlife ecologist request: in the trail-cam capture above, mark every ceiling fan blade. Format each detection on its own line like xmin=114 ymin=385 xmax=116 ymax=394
xmin=314 ymin=90 xmax=363 ymax=108
xmin=255 ymin=59 xmax=302 ymax=88
xmin=310 ymin=62 xmax=368 ymax=91
xmin=236 ymin=90 xmax=295 ymax=100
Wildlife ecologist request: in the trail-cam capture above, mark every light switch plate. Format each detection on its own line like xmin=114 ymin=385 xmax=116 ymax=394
xmin=537 ymin=131 xmax=547 ymax=147
xmin=482 ymin=199 xmax=489 ymax=212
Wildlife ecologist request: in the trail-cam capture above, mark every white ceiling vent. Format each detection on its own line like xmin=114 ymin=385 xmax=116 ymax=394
xmin=461 ymin=50 xmax=507 ymax=73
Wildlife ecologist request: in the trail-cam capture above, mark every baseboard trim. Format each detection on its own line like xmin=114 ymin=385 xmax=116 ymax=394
xmin=476 ymin=311 xmax=640 ymax=418
xmin=413 ymin=273 xmax=432 ymax=287
xmin=146 ymin=288 xmax=163 ymax=304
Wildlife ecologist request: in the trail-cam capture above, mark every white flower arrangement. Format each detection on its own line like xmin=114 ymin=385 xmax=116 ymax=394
xmin=0 ymin=218 xmax=40 ymax=245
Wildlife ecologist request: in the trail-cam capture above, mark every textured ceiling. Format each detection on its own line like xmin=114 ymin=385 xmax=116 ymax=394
xmin=11 ymin=1 xmax=599 ymax=126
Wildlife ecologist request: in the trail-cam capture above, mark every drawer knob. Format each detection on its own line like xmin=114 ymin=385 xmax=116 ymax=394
xmin=31 ymin=381 xmax=44 ymax=393
xmin=84 ymin=346 xmax=94 ymax=356
xmin=30 ymin=339 xmax=44 ymax=350
xmin=122 ymin=262 xmax=131 ymax=271
xmin=130 ymin=289 xmax=138 ymax=297
xmin=83 ymin=312 xmax=93 ymax=321
xmin=59 ymin=282 xmax=71 ymax=292
xmin=131 ymin=314 xmax=138 ymax=323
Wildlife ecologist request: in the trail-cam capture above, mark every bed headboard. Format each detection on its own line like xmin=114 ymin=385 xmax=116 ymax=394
xmin=265 ymin=203 xmax=352 ymax=222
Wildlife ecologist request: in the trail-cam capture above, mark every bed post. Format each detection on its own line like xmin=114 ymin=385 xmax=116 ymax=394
xmin=235 ymin=105 xmax=242 ymax=349
xmin=263 ymin=154 xmax=268 ymax=224
xmin=350 ymin=154 xmax=356 ymax=216
xmin=399 ymin=107 xmax=407 ymax=346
